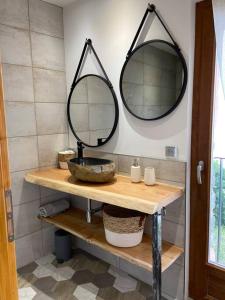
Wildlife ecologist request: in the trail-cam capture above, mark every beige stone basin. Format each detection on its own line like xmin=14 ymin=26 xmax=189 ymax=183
xmin=68 ymin=157 xmax=116 ymax=183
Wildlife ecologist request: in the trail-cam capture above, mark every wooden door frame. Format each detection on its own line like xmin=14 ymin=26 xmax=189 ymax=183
xmin=189 ymin=1 xmax=225 ymax=299
xmin=0 ymin=63 xmax=18 ymax=300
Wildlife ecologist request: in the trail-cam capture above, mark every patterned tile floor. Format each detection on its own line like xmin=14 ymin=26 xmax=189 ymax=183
xmin=18 ymin=249 xmax=166 ymax=300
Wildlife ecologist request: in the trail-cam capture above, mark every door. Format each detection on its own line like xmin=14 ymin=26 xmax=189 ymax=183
xmin=189 ymin=1 xmax=225 ymax=299
xmin=0 ymin=63 xmax=18 ymax=299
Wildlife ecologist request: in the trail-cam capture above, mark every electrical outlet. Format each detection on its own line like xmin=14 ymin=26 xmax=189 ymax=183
xmin=165 ymin=146 xmax=178 ymax=159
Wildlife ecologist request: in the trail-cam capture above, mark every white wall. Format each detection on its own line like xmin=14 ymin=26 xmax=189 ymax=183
xmin=63 ymin=1 xmax=196 ymax=298
xmin=64 ymin=0 xmax=195 ymax=162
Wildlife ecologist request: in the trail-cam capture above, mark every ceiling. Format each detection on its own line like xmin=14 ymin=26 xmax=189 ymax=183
xmin=46 ymin=0 xmax=201 ymax=8
xmin=44 ymin=0 xmax=77 ymax=7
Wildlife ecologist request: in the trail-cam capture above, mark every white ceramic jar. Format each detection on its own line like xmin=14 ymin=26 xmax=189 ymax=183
xmin=144 ymin=167 xmax=156 ymax=186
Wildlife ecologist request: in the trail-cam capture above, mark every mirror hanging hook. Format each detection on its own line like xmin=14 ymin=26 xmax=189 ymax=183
xmin=126 ymin=3 xmax=180 ymax=59
xmin=71 ymin=38 xmax=112 ymax=88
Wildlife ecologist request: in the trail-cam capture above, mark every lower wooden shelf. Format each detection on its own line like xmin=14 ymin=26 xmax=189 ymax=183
xmin=41 ymin=208 xmax=183 ymax=272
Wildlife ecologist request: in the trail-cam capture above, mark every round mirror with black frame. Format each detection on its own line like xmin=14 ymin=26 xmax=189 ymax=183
xmin=67 ymin=39 xmax=119 ymax=148
xmin=67 ymin=74 xmax=119 ymax=147
xmin=120 ymin=39 xmax=187 ymax=121
xmin=119 ymin=3 xmax=188 ymax=121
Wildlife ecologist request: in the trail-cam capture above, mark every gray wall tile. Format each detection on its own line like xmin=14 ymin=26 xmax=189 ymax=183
xmin=118 ymin=154 xmax=143 ymax=174
xmin=144 ymin=64 xmax=162 ymax=86
xmin=162 ymin=263 xmax=184 ymax=300
xmin=31 ymin=32 xmax=65 ymax=71
xmin=89 ymin=104 xmax=114 ymax=131
xmin=74 ymin=239 xmax=119 ymax=268
xmin=122 ymin=83 xmax=143 ymax=106
xmin=16 ymin=230 xmax=43 ymax=269
xmin=89 ymin=129 xmax=111 ymax=146
xmin=70 ymin=78 xmax=88 ymax=104
xmin=123 ymin=60 xmax=143 ymax=84
xmin=29 ymin=0 xmax=63 ymax=38
xmin=40 ymin=186 xmax=60 ymax=198
xmin=8 ymin=136 xmax=39 ymax=172
xmin=143 ymin=85 xmax=161 ymax=106
xmin=0 ymin=0 xmax=29 ymax=30
xmin=11 ymin=169 xmax=40 ymax=206
xmin=68 ymin=129 xmax=89 ymax=148
xmin=142 ymin=157 xmax=186 ymax=183
xmin=87 ymin=76 xmax=114 ymax=104
xmin=40 ymin=192 xmax=69 ymax=205
xmin=2 ymin=64 xmax=34 ymax=102
xmin=162 ymin=219 xmax=184 ymax=248
xmin=164 ymin=196 xmax=185 ymax=225
xmin=70 ymin=104 xmax=89 ymax=132
xmin=5 ymin=102 xmax=36 ymax=137
xmin=2 ymin=0 xmax=68 ymax=270
xmin=157 ymin=160 xmax=186 ymax=183
xmin=13 ymin=200 xmax=41 ymax=238
xmin=42 ymin=226 xmax=56 ymax=255
xmin=38 ymin=133 xmax=68 ymax=167
xmin=35 ymin=103 xmax=67 ymax=135
xmin=33 ymin=68 xmax=66 ymax=102
xmin=0 ymin=25 xmax=31 ymax=66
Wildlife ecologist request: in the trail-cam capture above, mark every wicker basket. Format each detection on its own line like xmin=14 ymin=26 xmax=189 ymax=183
xmin=103 ymin=205 xmax=146 ymax=247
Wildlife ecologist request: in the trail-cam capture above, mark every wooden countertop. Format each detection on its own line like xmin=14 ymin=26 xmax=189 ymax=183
xmin=25 ymin=168 xmax=184 ymax=214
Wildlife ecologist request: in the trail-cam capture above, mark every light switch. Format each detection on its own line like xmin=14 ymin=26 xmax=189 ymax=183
xmin=165 ymin=146 xmax=178 ymax=159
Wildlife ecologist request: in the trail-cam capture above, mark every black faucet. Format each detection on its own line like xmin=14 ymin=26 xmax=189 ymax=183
xmin=77 ymin=141 xmax=84 ymax=160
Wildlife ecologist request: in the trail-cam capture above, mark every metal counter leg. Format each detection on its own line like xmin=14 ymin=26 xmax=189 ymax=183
xmin=152 ymin=210 xmax=162 ymax=300
xmin=86 ymin=199 xmax=92 ymax=223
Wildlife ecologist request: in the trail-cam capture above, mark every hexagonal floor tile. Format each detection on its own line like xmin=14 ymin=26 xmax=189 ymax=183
xmin=73 ymin=282 xmax=99 ymax=300
xmin=33 ymin=265 xmax=53 ymax=279
xmin=19 ymin=287 xmax=37 ymax=299
xmin=90 ymin=260 xmax=109 ymax=275
xmin=97 ymin=286 xmax=119 ymax=300
xmin=33 ymin=276 xmax=57 ymax=296
xmin=52 ymin=266 xmax=75 ymax=281
xmin=120 ymin=290 xmax=146 ymax=300
xmin=108 ymin=266 xmax=137 ymax=293
xmin=93 ymin=273 xmax=115 ymax=288
xmin=113 ymin=275 xmax=137 ymax=293
xmin=35 ymin=254 xmax=55 ymax=266
xmin=18 ymin=262 xmax=38 ymax=275
xmin=33 ymin=263 xmax=75 ymax=282
xmin=72 ymin=270 xmax=94 ymax=284
xmin=51 ymin=280 xmax=76 ymax=299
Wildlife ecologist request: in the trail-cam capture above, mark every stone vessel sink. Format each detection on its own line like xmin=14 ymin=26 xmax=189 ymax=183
xmin=68 ymin=157 xmax=116 ymax=183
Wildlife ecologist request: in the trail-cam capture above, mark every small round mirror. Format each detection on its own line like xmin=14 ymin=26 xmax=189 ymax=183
xmin=67 ymin=74 xmax=119 ymax=147
xmin=120 ymin=40 xmax=187 ymax=120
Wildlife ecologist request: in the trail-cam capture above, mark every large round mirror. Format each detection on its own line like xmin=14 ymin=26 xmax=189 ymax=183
xmin=120 ymin=40 xmax=187 ymax=120
xmin=67 ymin=74 xmax=119 ymax=147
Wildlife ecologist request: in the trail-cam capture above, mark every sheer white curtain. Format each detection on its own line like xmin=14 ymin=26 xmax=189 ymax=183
xmin=212 ymin=0 xmax=225 ymax=158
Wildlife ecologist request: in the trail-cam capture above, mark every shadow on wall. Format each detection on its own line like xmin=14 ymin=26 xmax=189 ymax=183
xmin=122 ymin=102 xmax=186 ymax=140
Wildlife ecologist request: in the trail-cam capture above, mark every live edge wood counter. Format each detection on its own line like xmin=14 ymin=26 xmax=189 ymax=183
xmin=25 ymin=168 xmax=184 ymax=215
xmin=25 ymin=167 xmax=184 ymax=298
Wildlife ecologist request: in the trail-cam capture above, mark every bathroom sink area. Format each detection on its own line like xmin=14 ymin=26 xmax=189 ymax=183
xmin=68 ymin=157 xmax=116 ymax=183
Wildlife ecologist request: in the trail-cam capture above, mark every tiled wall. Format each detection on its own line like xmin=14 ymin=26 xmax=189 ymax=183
xmin=0 ymin=0 xmax=68 ymax=268
xmin=71 ymin=150 xmax=186 ymax=300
